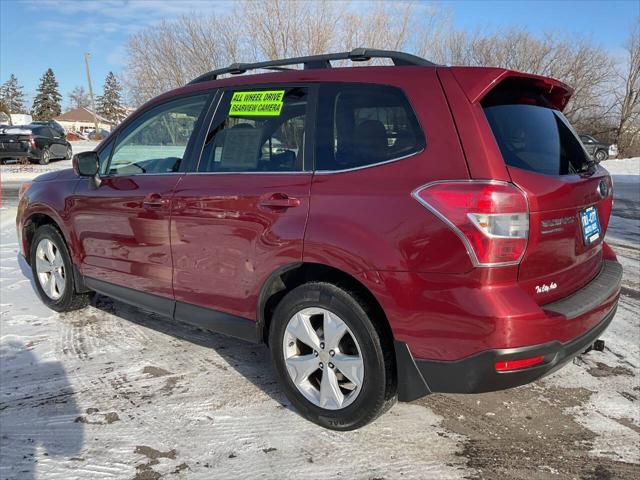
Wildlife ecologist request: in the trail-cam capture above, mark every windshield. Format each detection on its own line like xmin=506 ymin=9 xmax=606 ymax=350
xmin=484 ymin=104 xmax=591 ymax=176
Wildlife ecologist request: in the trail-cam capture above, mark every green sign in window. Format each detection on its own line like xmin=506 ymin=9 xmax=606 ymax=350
xmin=229 ymin=90 xmax=285 ymax=116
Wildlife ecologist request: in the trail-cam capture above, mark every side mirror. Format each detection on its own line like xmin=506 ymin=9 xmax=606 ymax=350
xmin=73 ymin=151 xmax=99 ymax=176
xmin=72 ymin=151 xmax=101 ymax=188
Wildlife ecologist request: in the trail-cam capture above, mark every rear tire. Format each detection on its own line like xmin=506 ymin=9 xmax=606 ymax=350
xmin=595 ymin=149 xmax=607 ymax=161
xmin=30 ymin=225 xmax=91 ymax=312
xmin=39 ymin=147 xmax=51 ymax=165
xmin=269 ymin=282 xmax=396 ymax=430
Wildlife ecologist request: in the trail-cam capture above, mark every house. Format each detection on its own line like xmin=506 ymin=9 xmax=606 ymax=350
xmin=54 ymin=107 xmax=112 ymax=133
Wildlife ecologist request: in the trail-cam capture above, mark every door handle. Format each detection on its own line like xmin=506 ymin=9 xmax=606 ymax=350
xmin=143 ymin=193 xmax=166 ymax=209
xmin=259 ymin=193 xmax=301 ymax=209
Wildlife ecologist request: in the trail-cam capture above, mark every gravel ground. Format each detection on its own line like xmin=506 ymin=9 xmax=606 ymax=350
xmin=0 ymin=158 xmax=638 ymax=479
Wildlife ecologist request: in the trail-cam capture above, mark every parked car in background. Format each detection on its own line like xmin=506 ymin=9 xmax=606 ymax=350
xmin=0 ymin=125 xmax=71 ymax=164
xmin=579 ymin=134 xmax=609 ymax=161
xmin=16 ymin=49 xmax=622 ymax=430
xmin=88 ymin=128 xmax=110 ymax=140
xmin=30 ymin=120 xmax=66 ymax=137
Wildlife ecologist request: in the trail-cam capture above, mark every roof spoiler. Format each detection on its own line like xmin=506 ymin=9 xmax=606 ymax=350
xmin=448 ymin=67 xmax=573 ymax=111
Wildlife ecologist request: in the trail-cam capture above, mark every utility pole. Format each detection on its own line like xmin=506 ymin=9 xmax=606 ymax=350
xmin=83 ymin=52 xmax=101 ymax=140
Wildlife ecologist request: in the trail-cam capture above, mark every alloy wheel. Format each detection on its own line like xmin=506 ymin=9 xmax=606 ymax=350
xmin=282 ymin=307 xmax=364 ymax=410
xmin=35 ymin=238 xmax=65 ymax=300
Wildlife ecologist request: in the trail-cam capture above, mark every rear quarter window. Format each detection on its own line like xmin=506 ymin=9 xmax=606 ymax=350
xmin=315 ymin=84 xmax=425 ymax=171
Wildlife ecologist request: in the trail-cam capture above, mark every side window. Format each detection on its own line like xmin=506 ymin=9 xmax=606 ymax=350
xmin=32 ymin=127 xmax=46 ymax=137
xmin=107 ymin=94 xmax=208 ymax=176
xmin=199 ymin=87 xmax=308 ymax=173
xmin=316 ymin=84 xmax=425 ymax=171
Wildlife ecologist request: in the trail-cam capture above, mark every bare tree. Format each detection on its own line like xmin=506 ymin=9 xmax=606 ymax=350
xmin=124 ymin=0 xmax=428 ymax=103
xmin=613 ymin=22 xmax=640 ymax=156
xmin=124 ymin=15 xmax=243 ymax=104
xmin=122 ymin=0 xmax=626 ymax=144
xmin=68 ymin=86 xmax=90 ymax=109
xmin=426 ymin=28 xmax=615 ymax=131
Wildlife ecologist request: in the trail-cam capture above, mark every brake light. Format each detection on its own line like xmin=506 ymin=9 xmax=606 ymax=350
xmin=19 ymin=182 xmax=32 ymax=199
xmin=29 ymin=135 xmax=36 ymax=149
xmin=495 ymin=356 xmax=544 ymax=371
xmin=413 ymin=181 xmax=529 ymax=266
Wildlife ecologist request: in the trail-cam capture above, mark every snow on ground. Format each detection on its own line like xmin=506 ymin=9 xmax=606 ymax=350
xmin=0 ymin=156 xmax=638 ymax=479
xmin=0 ymin=206 xmax=471 ymax=479
xmin=604 ymin=157 xmax=640 ymax=177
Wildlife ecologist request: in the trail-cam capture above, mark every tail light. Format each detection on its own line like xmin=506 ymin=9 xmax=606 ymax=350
xmin=29 ymin=135 xmax=36 ymax=149
xmin=412 ymin=181 xmax=529 ymax=266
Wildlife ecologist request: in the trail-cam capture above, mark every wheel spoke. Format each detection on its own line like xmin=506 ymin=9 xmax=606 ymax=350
xmin=332 ymin=353 xmax=364 ymax=387
xmin=45 ymin=240 xmax=56 ymax=263
xmin=319 ymin=367 xmax=344 ymax=409
xmin=53 ymin=271 xmax=65 ymax=296
xmin=35 ymin=256 xmax=53 ymax=273
xmin=286 ymin=312 xmax=321 ymax=350
xmin=51 ymin=252 xmax=64 ymax=268
xmin=43 ymin=274 xmax=56 ymax=298
xmin=285 ymin=354 xmax=319 ymax=385
xmin=323 ymin=311 xmax=347 ymax=351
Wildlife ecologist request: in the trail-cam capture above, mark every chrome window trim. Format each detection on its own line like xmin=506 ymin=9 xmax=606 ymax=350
xmin=99 ymin=172 xmax=185 ymax=178
xmin=185 ymin=171 xmax=311 ymax=176
xmin=411 ymin=179 xmax=530 ymax=268
xmin=315 ymin=149 xmax=423 ymax=175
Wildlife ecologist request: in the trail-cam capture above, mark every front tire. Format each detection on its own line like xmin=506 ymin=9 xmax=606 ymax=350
xmin=64 ymin=145 xmax=72 ymax=160
xmin=30 ymin=225 xmax=91 ymax=312
xmin=269 ymin=282 xmax=396 ymax=430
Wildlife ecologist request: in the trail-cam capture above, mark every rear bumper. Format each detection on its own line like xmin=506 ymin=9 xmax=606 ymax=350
xmin=0 ymin=148 xmax=37 ymax=160
xmin=398 ymin=304 xmax=617 ymax=400
xmin=393 ymin=259 xmax=622 ymax=401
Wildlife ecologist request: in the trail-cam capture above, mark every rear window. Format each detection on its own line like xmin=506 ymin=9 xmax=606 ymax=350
xmin=484 ymin=104 xmax=591 ymax=176
xmin=315 ymin=84 xmax=424 ymax=171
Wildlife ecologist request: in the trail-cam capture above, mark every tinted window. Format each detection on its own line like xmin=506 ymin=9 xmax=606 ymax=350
xmin=315 ymin=84 xmax=424 ymax=171
xmin=31 ymin=127 xmax=46 ymax=137
xmin=199 ymin=87 xmax=308 ymax=172
xmin=484 ymin=104 xmax=590 ymax=176
xmin=107 ymin=94 xmax=208 ymax=176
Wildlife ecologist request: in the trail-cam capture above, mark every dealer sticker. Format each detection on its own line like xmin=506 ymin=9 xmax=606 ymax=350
xmin=229 ymin=90 xmax=285 ymax=116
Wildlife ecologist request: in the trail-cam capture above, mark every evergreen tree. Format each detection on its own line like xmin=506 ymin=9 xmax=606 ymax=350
xmin=68 ymin=85 xmax=90 ymax=109
xmin=96 ymin=72 xmax=125 ymax=124
xmin=0 ymin=74 xmax=26 ymax=114
xmin=31 ymin=68 xmax=62 ymax=120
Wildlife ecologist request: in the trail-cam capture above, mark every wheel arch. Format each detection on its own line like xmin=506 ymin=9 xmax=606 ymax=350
xmin=23 ymin=212 xmax=63 ymax=264
xmin=22 ymin=211 xmax=89 ymax=293
xmin=257 ymin=262 xmax=394 ymax=351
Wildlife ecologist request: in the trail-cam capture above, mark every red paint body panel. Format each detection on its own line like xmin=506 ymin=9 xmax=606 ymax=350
xmin=358 ymin=265 xmax=619 ymax=361
xmin=69 ymin=175 xmax=180 ymax=298
xmin=16 ymin=63 xmax=621 ymax=381
xmin=170 ymin=173 xmax=311 ymax=320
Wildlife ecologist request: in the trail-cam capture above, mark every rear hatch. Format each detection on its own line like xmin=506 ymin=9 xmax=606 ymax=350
xmin=480 ymin=77 xmax=613 ymax=304
xmin=0 ymin=126 xmax=33 ymax=155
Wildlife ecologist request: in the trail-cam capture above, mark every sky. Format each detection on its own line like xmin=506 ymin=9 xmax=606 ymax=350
xmin=0 ymin=0 xmax=638 ymax=110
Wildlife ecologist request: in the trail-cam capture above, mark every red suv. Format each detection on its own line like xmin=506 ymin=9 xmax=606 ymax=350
xmin=17 ymin=49 xmax=622 ymax=430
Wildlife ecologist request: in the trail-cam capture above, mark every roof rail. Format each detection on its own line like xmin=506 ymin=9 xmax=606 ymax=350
xmin=188 ymin=48 xmax=437 ymax=84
